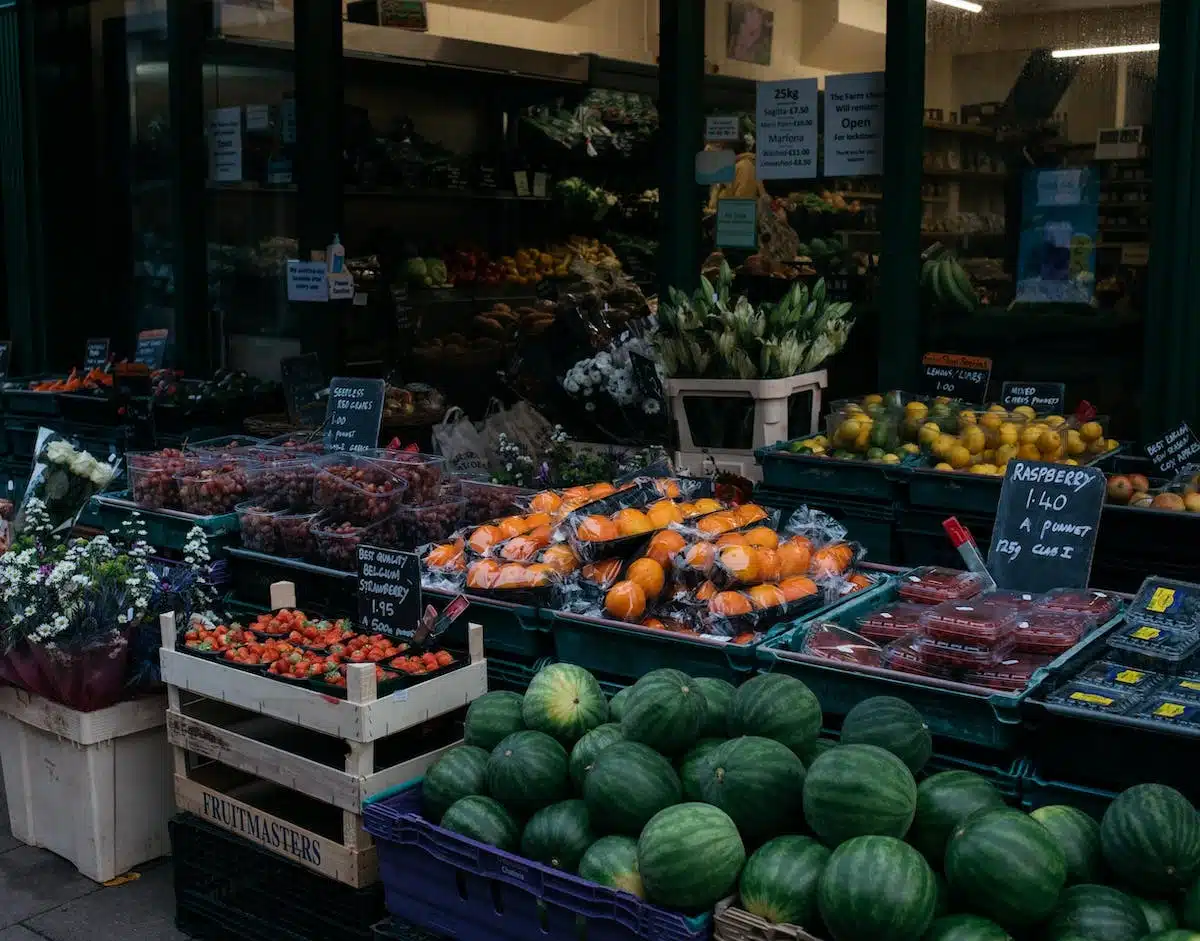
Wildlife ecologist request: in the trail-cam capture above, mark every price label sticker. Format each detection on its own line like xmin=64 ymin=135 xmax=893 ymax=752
xmin=1132 ymin=625 xmax=1161 ymax=640
xmin=1155 ymin=701 xmax=1186 ymax=719
xmin=1147 ymin=587 xmax=1177 ymax=614
xmin=1070 ymin=691 xmax=1114 ymax=706
xmin=1116 ymin=669 xmax=1146 ymax=685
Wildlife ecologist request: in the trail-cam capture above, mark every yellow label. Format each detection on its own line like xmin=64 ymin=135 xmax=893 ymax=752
xmin=1116 ymin=670 xmax=1146 ymax=684
xmin=1179 ymin=681 xmax=1200 ymax=692
xmin=1131 ymin=625 xmax=1161 ymax=640
xmin=1070 ymin=691 xmax=1115 ymax=706
xmin=1155 ymin=702 xmax=1186 ymax=718
xmin=1147 ymin=587 xmax=1177 ymax=613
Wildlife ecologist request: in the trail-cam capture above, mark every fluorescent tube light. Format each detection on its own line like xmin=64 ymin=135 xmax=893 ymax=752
xmin=930 ymin=0 xmax=983 ymax=11
xmin=1052 ymin=42 xmax=1159 ymax=58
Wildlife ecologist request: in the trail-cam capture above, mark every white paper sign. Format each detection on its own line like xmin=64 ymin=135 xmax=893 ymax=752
xmin=824 ymin=72 xmax=886 ymax=177
xmin=208 ymin=106 xmax=243 ymax=182
xmin=705 ymin=115 xmax=741 ymax=142
xmin=716 ymin=198 xmax=758 ymax=249
xmin=1037 ymin=169 xmax=1083 ymax=207
xmin=286 ymin=261 xmax=329 ymax=302
xmin=245 ymin=104 xmax=270 ymax=131
xmin=696 ymin=149 xmax=736 ymax=185
xmin=755 ymin=79 xmax=818 ymax=180
xmin=329 ymin=274 xmax=355 ymax=301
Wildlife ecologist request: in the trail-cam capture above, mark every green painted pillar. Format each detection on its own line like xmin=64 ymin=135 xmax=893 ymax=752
xmin=877 ymin=0 xmax=927 ymax=391
xmin=658 ymin=0 xmax=704 ymax=297
xmin=1142 ymin=0 xmax=1199 ymax=437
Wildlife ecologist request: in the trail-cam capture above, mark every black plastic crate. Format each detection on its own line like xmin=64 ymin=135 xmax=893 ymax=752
xmin=170 ymin=813 xmax=383 ymax=941
xmin=896 ymin=505 xmax=994 ymax=568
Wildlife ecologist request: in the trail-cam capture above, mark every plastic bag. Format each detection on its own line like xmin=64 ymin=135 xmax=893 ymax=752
xmin=16 ymin=428 xmax=120 ymax=535
xmin=432 ymin=408 xmax=491 ymax=481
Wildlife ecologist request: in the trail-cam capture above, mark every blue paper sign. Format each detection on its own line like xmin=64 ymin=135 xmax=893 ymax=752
xmin=716 ymin=198 xmax=758 ymax=249
xmin=1015 ymin=168 xmax=1099 ymax=305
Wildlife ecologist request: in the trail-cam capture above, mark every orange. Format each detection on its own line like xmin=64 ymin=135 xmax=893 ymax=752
xmin=497 ymin=515 xmax=530 ymax=539
xmin=810 ymin=543 xmax=853 ymax=577
xmin=468 ymin=525 xmax=503 ymax=555
xmin=605 ymin=580 xmax=646 ymax=622
xmin=577 ymin=515 xmax=620 ymax=542
xmin=582 ymin=558 xmax=623 ymax=586
xmin=646 ymin=500 xmax=684 ymax=529
xmin=522 ymin=512 xmax=552 ymax=529
xmin=682 ymin=541 xmax=716 ymax=573
xmin=495 ymin=563 xmax=532 ymax=589
xmin=645 ymin=530 xmax=687 ymax=568
xmin=845 ymin=573 xmax=872 ymax=593
xmin=541 ymin=544 xmax=579 ymax=574
xmin=500 ymin=535 xmax=543 ymax=562
xmin=655 ymin=479 xmax=681 ymax=499
xmin=524 ymin=563 xmax=556 ymax=587
xmin=694 ymin=580 xmax=717 ymax=602
xmin=425 ymin=541 xmax=463 ymax=569
xmin=735 ymin=504 xmax=769 ymax=526
xmin=716 ymin=532 xmax=750 ymax=548
xmin=676 ymin=502 xmax=697 ymax=518
xmin=613 ymin=508 xmax=654 ymax=537
xmin=589 ymin=482 xmax=617 ymax=500
xmin=466 ymin=559 xmax=502 ymax=590
xmin=626 ymin=557 xmax=666 ymax=599
xmin=562 ymin=486 xmax=592 ymax=504
xmin=744 ymin=526 xmax=779 ymax=549
xmin=697 ymin=512 xmax=738 ymax=536
xmin=717 ymin=544 xmax=760 ymax=584
xmin=778 ymin=576 xmax=819 ymax=602
xmin=529 ymin=491 xmax=562 ymax=515
xmin=641 ymin=617 xmax=666 ymax=630
xmin=709 ymin=591 xmax=754 ymax=617
xmin=776 ymin=540 xmax=812 ymax=578
xmin=526 ymin=524 xmax=553 ymax=545
xmin=756 ymin=547 xmax=781 ymax=583
xmin=692 ymin=498 xmax=723 ymax=515
xmin=558 ymin=497 xmax=589 ymax=516
xmin=747 ymin=584 xmax=787 ymax=609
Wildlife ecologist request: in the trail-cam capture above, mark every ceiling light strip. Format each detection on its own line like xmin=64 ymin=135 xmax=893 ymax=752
xmin=1051 ymin=43 xmax=1160 ymax=59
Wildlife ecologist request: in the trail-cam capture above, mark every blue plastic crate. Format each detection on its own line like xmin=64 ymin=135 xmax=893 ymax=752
xmin=363 ymin=782 xmax=710 ymax=941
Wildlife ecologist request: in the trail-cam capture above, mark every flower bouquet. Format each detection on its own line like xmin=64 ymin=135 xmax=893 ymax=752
xmin=15 ymin=428 xmax=119 ymax=536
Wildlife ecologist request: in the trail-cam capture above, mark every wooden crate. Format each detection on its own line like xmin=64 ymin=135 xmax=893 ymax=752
xmin=714 ymin=902 xmax=823 ymax=941
xmin=160 ymin=580 xmax=487 ymax=887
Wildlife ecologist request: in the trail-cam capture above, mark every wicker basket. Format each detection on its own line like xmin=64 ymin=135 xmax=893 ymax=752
xmin=714 ymin=903 xmax=824 ymax=941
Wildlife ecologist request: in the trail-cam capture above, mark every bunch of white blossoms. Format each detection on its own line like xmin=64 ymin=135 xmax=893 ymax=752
xmin=561 ymin=333 xmax=663 ymax=415
xmin=45 ymin=439 xmax=116 ymax=489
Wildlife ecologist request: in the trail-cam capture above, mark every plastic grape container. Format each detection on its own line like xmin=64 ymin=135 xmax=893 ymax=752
xmin=313 ymin=456 xmax=408 ymax=524
xmin=897 ymin=566 xmax=988 ymax=605
xmin=978 ymin=589 xmax=1043 ymax=612
xmin=1040 ymin=588 xmax=1122 ymax=622
xmin=275 ymin=511 xmax=320 ymax=559
xmin=1013 ymin=610 xmax=1097 ymax=656
xmin=918 ymin=600 xmax=1020 ymax=645
xmin=236 ymin=502 xmax=280 ymax=554
xmin=246 ymin=458 xmax=320 ymax=512
xmin=175 ymin=459 xmax=251 ymax=516
xmin=855 ymin=602 xmax=928 ymax=643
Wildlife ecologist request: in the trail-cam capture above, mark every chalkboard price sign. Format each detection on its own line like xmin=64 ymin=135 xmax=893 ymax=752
xmin=1001 ymin=381 xmax=1066 ymax=415
xmin=324 ymin=377 xmax=385 ymax=453
xmin=987 ymin=459 xmax=1106 ymax=592
xmin=1145 ymin=422 xmax=1200 ymax=476
xmin=84 ymin=338 xmax=110 ymax=370
xmin=357 ymin=544 xmax=421 ymax=640
xmin=918 ymin=352 xmax=992 ymax=402
xmin=134 ymin=329 xmax=169 ymax=368
xmin=280 ymin=353 xmax=326 ymax=426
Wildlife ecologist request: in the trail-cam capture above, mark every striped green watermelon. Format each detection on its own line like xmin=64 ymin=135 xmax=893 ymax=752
xmin=519 ymin=799 xmax=595 ymax=873
xmin=945 ymin=808 xmax=1067 ymax=929
xmin=440 ymin=795 xmax=520 ymax=851
xmin=1044 ymin=884 xmax=1147 ymax=941
xmin=608 ymin=686 xmax=631 ymax=722
xmin=584 ymin=740 xmax=682 ymax=836
xmin=728 ymin=673 xmax=822 ymax=757
xmin=1144 ymin=933 xmax=1200 ymax=941
xmin=693 ymin=677 xmax=735 ymax=738
xmin=738 ymin=835 xmax=830 ymax=926
xmin=620 ymin=669 xmax=707 ymax=755
xmin=637 ymin=802 xmax=746 ymax=911
xmin=1100 ymin=784 xmax=1200 ymax=896
xmin=522 ymin=663 xmax=607 ymax=746
xmin=923 ymin=914 xmax=1012 ymax=941
xmin=421 ymin=745 xmax=490 ymax=822
xmin=1134 ymin=895 xmax=1179 ymax=934
xmin=933 ymin=871 xmax=950 ymax=918
xmin=487 ymin=730 xmax=569 ymax=817
xmin=680 ymin=738 xmax=726 ymax=801
xmin=839 ymin=696 xmax=932 ymax=773
xmin=817 ymin=835 xmax=936 ymax=941
xmin=464 ymin=691 xmax=525 ymax=751
xmin=803 ymin=744 xmax=917 ymax=846
xmin=1032 ymin=805 xmax=1103 ymax=885
xmin=578 ymin=835 xmax=644 ymax=898
xmin=908 ymin=771 xmax=1005 ymax=863
xmin=1183 ymin=877 xmax=1200 ymax=929
xmin=569 ymin=723 xmax=624 ymax=792
xmin=800 ymin=738 xmax=838 ymax=765
xmin=695 ymin=736 xmax=807 ymax=845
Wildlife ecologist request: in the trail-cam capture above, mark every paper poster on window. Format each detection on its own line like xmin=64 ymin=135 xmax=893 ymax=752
xmin=823 ymin=72 xmax=885 ymax=177
xmin=1015 ymin=168 xmax=1099 ymax=305
xmin=755 ymin=78 xmax=818 ymax=180
xmin=208 ymin=106 xmax=242 ymax=183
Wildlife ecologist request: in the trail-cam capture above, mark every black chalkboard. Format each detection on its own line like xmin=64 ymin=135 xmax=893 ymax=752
xmin=0 ymin=341 xmax=10 ymax=380
xmin=324 ymin=377 xmax=385 ymax=453
xmin=280 ymin=353 xmax=326 ymax=426
xmin=1145 ymin=422 xmax=1200 ymax=477
xmin=84 ymin=338 xmax=110 ymax=370
xmin=134 ymin=329 xmax=169 ymax=368
xmin=357 ymin=544 xmax=421 ymax=639
xmin=1001 ymin=381 xmax=1066 ymax=415
xmin=988 ymin=458 xmax=1106 ymax=592
xmin=918 ymin=352 xmax=992 ymax=402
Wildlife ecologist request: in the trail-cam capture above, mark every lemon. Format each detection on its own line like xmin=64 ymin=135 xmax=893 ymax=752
xmin=959 ymin=409 xmax=978 ymax=425
xmin=1014 ymin=405 xmax=1037 ymax=420
xmin=1063 ymin=458 xmax=1078 ymax=465
xmin=839 ymin=419 xmax=861 ymax=442
xmin=905 ymin=400 xmax=929 ymax=417
xmin=980 ymin=412 xmax=1003 ymax=432
xmin=862 ymin=393 xmax=883 ymax=407
xmin=962 ymin=425 xmax=987 ymax=455
xmin=970 ymin=464 xmax=996 ymax=475
xmin=988 ymin=404 xmax=1008 ymax=414
xmin=1038 ymin=430 xmax=1062 ymax=454
xmin=919 ymin=422 xmax=942 ymax=446
xmin=1065 ymin=430 xmax=1085 ymax=455
xmin=935 ymin=462 xmax=953 ymax=471
xmin=949 ymin=445 xmax=972 ymax=469
xmin=812 ymin=435 xmax=829 ymax=446
xmin=882 ymin=453 xmax=901 ymax=464
xmin=1079 ymin=421 xmax=1103 ymax=442
xmin=1020 ymin=425 xmax=1043 ymax=447
xmin=1045 ymin=415 xmax=1067 ymax=428
xmin=1087 ymin=437 xmax=1108 ymax=454
xmin=1018 ymin=443 xmax=1042 ymax=461
xmin=934 ymin=433 xmax=956 ymax=457
xmin=934 ymin=396 xmax=953 ymax=405
xmin=855 ymin=428 xmax=872 ymax=451
xmin=1106 ymin=438 xmax=1119 ymax=452
xmin=995 ymin=444 xmax=1018 ymax=466
xmin=900 ymin=443 xmax=920 ymax=455
xmin=998 ymin=423 xmax=1019 ymax=447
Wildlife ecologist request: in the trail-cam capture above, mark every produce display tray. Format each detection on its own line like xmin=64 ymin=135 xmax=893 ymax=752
xmin=756 ymin=485 xmax=898 ymax=564
xmin=226 ymin=548 xmax=358 ymax=614
xmin=86 ymin=491 xmax=240 ymax=548
xmin=755 ymin=437 xmax=910 ymax=501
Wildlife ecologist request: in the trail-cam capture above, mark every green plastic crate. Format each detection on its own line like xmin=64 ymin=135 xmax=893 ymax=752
xmin=924 ymin=752 xmax=1026 ymax=805
xmin=1019 ymin=770 xmax=1117 ymax=818
xmin=486 ymin=655 xmax=554 ymax=693
xmin=906 ymin=466 xmax=1002 ymax=515
xmin=896 ymin=505 xmax=994 ymax=568
xmin=755 ymin=436 xmax=911 ymax=501
xmin=83 ymin=491 xmax=240 ymax=550
xmin=426 ymin=589 xmax=554 ymax=660
xmin=756 ymin=486 xmax=898 ymax=564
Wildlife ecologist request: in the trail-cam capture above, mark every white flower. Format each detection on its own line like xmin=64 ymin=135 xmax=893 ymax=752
xmin=45 ymin=440 xmax=75 ymax=465
xmin=69 ymin=452 xmax=96 ymax=477
xmin=89 ymin=464 xmax=115 ymax=488
xmin=643 ymin=399 xmax=661 ymax=415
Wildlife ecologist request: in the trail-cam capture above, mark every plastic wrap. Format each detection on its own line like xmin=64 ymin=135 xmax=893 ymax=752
xmin=1013 ymin=610 xmax=1096 ymax=655
xmin=800 ymin=623 xmax=883 ymax=667
xmin=855 ymin=602 xmax=928 ymax=643
xmin=16 ymin=429 xmax=120 ymax=534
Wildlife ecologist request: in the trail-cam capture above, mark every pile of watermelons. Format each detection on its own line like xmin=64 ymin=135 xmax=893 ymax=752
xmin=420 ymin=662 xmax=1200 ymax=941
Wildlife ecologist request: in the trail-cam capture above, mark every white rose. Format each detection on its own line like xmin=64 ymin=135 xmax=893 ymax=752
xmin=70 ymin=452 xmax=95 ymax=477
xmin=45 ymin=440 xmax=74 ymax=465
xmin=89 ymin=464 xmax=115 ymax=488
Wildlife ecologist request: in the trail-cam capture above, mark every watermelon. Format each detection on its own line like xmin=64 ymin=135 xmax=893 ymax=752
xmin=923 ymin=914 xmax=1012 ymax=941
xmin=1144 ymin=934 xmax=1200 ymax=941
xmin=945 ymin=808 xmax=1067 ymax=929
xmin=421 ymin=745 xmax=490 ymax=822
xmin=637 ymin=802 xmax=746 ymax=911
xmin=933 ymin=871 xmax=950 ymax=918
xmin=584 ymin=741 xmax=681 ymax=836
xmin=803 ymin=744 xmax=917 ymax=846
xmin=522 ymin=663 xmax=607 ymax=746
xmin=800 ymin=738 xmax=838 ymax=765
xmin=1134 ymin=895 xmax=1179 ymax=934
xmin=1032 ymin=805 xmax=1103 ymax=885
xmin=464 ymin=691 xmax=525 ymax=751
xmin=728 ymin=673 xmax=822 ymax=757
xmin=1183 ymin=877 xmax=1200 ymax=928
xmin=569 ymin=723 xmax=624 ymax=792
xmin=440 ymin=795 xmax=520 ymax=851
xmin=680 ymin=738 xmax=726 ymax=801
xmin=620 ymin=669 xmax=707 ymax=755
xmin=694 ymin=736 xmax=807 ymax=845
xmin=739 ymin=835 xmax=830 ymax=926
xmin=609 ymin=686 xmax=632 ymax=722
xmin=693 ymin=677 xmax=735 ymax=738
xmin=816 ymin=835 xmax=936 ymax=941
xmin=908 ymin=771 xmax=1005 ymax=863
xmin=1100 ymin=784 xmax=1200 ymax=896
xmin=1044 ymin=883 xmax=1147 ymax=941
xmin=520 ymin=799 xmax=595 ymax=873
xmin=578 ymin=835 xmax=644 ymax=898
xmin=839 ymin=696 xmax=932 ymax=773
xmin=487 ymin=730 xmax=569 ymax=817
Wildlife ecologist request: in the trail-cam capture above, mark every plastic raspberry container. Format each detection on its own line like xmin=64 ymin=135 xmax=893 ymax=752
xmin=978 ymin=589 xmax=1043 ymax=612
xmin=919 ymin=600 xmax=1020 ymax=645
xmin=881 ymin=637 xmax=955 ymax=679
xmin=1013 ymin=610 xmax=1097 ymax=656
xmin=913 ymin=633 xmax=1017 ymax=669
xmin=1045 ymin=680 xmax=1138 ymax=715
xmin=800 ymin=622 xmax=882 ymax=667
xmin=967 ymin=652 xmax=1053 ymax=692
xmin=1040 ymin=588 xmax=1121 ymax=622
xmin=897 ymin=566 xmax=988 ymax=605
xmin=855 ymin=602 xmax=927 ymax=642
xmin=1075 ymin=659 xmax=1164 ymax=695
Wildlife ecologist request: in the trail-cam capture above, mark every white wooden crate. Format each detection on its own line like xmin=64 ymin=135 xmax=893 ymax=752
xmin=0 ymin=688 xmax=172 ymax=883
